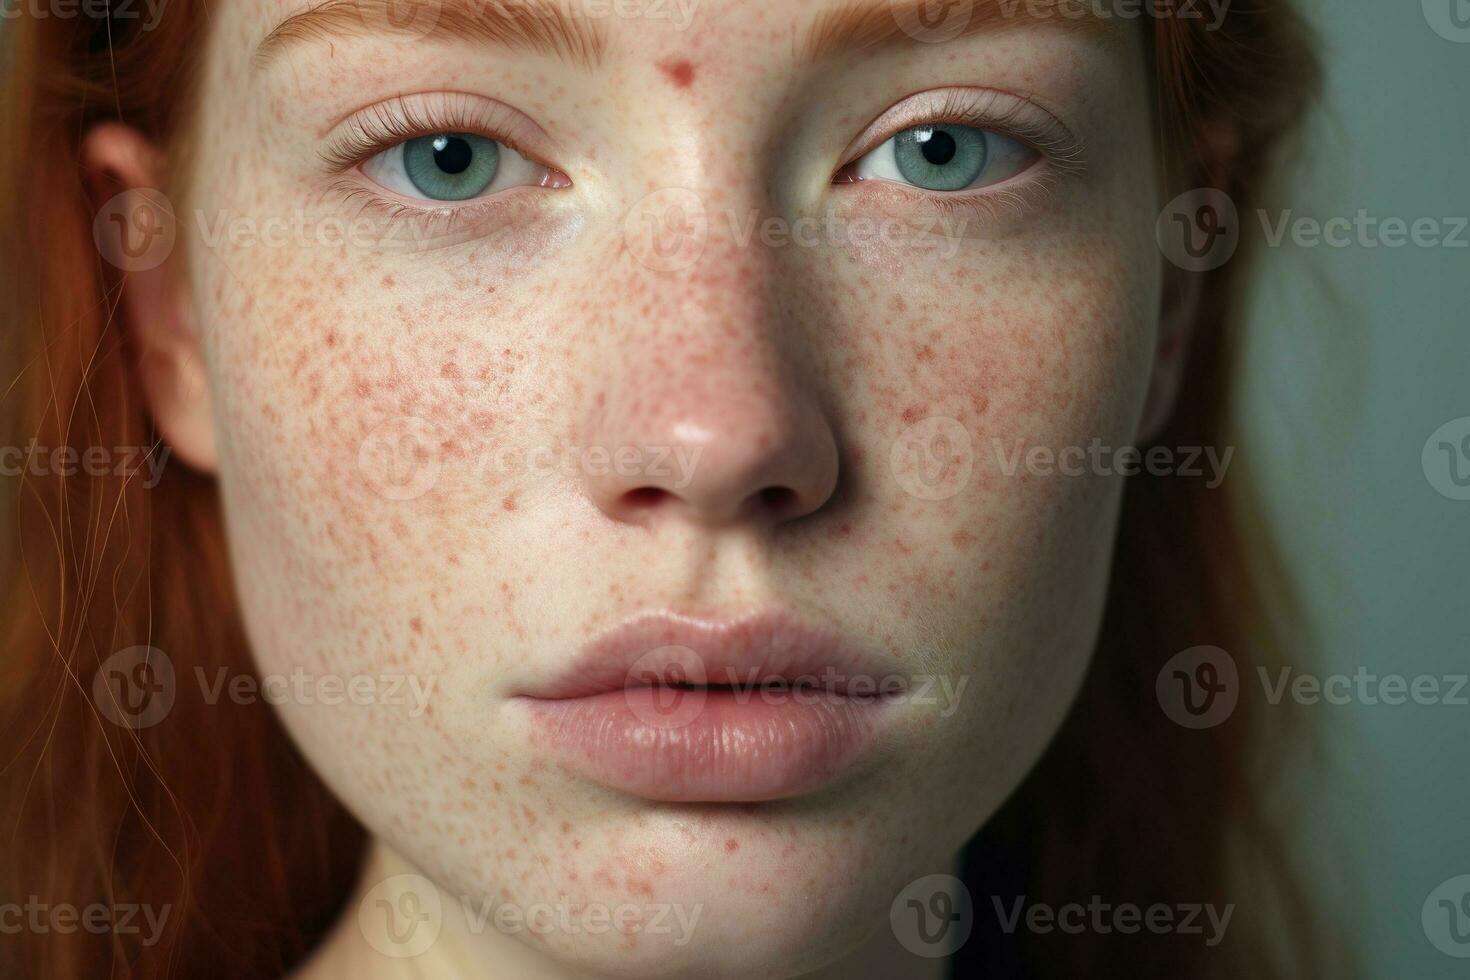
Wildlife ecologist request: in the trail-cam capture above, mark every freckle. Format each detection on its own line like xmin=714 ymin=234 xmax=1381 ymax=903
xmin=724 ymin=838 xmax=739 ymax=853
xmin=659 ymin=58 xmax=695 ymax=88
xmin=560 ymin=821 xmax=573 ymax=834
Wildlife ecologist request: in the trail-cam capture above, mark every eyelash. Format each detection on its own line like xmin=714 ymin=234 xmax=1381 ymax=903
xmin=833 ymin=89 xmax=1086 ymax=215
xmin=320 ymin=92 xmax=551 ymax=175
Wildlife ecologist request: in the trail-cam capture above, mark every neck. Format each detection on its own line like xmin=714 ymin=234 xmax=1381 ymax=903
xmin=293 ymin=837 xmax=957 ymax=980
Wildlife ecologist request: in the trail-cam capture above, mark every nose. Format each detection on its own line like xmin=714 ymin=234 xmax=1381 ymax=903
xmin=581 ymin=270 xmax=839 ymax=530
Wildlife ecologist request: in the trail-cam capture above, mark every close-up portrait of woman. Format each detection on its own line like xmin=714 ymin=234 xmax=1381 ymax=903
xmin=2 ymin=0 xmax=1465 ymax=976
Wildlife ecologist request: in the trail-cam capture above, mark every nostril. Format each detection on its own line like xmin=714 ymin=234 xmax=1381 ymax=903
xmin=756 ymin=486 xmax=798 ymax=514
xmin=622 ymin=487 xmax=671 ymax=511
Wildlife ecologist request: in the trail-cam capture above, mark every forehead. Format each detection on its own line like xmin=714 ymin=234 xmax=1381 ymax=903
xmin=241 ymin=0 xmax=1121 ymax=70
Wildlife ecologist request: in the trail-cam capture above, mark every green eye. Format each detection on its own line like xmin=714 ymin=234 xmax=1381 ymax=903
xmin=845 ymin=120 xmax=1037 ymax=193
xmin=892 ymin=125 xmax=988 ymax=192
xmin=402 ymin=133 xmax=500 ymax=201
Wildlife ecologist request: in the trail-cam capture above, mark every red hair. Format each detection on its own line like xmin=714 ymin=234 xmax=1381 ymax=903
xmin=0 ymin=3 xmax=1327 ymax=977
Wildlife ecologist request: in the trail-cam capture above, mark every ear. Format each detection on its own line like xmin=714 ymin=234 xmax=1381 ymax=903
xmin=83 ymin=123 xmax=217 ymax=474
xmin=1134 ymin=267 xmax=1201 ymax=445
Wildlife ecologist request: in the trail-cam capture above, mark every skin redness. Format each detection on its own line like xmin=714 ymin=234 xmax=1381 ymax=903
xmin=163 ymin=1 xmax=1169 ymax=977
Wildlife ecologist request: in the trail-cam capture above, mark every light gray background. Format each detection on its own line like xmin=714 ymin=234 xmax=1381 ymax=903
xmin=1240 ymin=0 xmax=1470 ymax=975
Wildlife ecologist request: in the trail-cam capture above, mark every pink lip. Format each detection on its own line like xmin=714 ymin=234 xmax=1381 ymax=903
xmin=514 ymin=612 xmax=905 ymax=803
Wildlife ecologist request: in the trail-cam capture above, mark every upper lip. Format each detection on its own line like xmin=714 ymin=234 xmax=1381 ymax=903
xmin=516 ymin=610 xmax=907 ymax=701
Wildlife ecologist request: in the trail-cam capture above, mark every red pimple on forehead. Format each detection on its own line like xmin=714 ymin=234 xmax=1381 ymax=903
xmin=659 ymin=58 xmax=695 ymax=88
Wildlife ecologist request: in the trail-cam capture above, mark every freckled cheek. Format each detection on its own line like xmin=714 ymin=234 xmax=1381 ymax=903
xmin=202 ymin=274 xmax=548 ymax=514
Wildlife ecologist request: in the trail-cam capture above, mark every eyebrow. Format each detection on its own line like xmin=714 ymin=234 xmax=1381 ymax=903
xmin=803 ymin=0 xmax=1112 ymax=61
xmin=254 ymin=0 xmax=607 ymax=70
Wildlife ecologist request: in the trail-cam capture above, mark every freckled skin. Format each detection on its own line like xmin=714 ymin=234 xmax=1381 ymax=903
xmin=180 ymin=4 xmax=1165 ymax=980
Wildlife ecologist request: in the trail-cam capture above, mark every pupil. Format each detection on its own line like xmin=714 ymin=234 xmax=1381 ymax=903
xmin=919 ymin=128 xmax=958 ymax=166
xmin=432 ymin=136 xmax=473 ymax=175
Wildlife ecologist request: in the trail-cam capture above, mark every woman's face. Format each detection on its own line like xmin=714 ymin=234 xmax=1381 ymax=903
xmin=175 ymin=0 xmax=1163 ymax=975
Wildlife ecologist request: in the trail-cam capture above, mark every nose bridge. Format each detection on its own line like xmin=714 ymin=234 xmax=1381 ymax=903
xmin=582 ymin=225 xmax=839 ymax=528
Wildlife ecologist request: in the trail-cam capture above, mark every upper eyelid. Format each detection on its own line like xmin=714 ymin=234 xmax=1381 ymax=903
xmin=319 ymin=92 xmax=560 ymax=172
xmin=838 ymin=88 xmax=1084 ymax=172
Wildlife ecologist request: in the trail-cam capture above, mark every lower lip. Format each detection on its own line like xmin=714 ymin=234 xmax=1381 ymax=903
xmin=520 ymin=686 xmax=889 ymax=802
